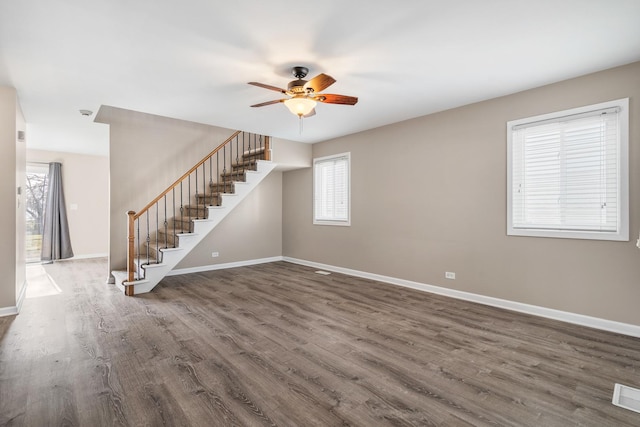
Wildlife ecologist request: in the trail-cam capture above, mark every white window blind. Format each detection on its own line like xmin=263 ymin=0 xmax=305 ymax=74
xmin=507 ymin=99 xmax=628 ymax=241
xmin=314 ymin=153 xmax=350 ymax=225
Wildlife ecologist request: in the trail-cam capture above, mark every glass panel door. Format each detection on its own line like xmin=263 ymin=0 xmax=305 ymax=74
xmin=26 ymin=164 xmax=49 ymax=263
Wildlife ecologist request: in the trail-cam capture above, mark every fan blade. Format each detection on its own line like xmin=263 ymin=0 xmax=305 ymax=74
xmin=315 ymin=94 xmax=358 ymax=105
xmin=250 ymin=99 xmax=285 ymax=107
xmin=304 ymin=73 xmax=336 ymax=93
xmin=248 ymin=82 xmax=287 ymax=94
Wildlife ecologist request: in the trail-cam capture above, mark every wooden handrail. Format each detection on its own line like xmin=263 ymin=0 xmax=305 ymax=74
xmin=133 ymin=130 xmax=242 ymax=220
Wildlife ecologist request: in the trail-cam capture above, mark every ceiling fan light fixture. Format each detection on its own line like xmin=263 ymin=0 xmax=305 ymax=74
xmin=284 ymin=97 xmax=316 ymax=117
xmin=249 ymin=67 xmax=357 ymax=124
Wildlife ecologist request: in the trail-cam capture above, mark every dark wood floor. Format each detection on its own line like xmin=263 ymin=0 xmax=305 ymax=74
xmin=1 ymin=258 xmax=640 ymax=426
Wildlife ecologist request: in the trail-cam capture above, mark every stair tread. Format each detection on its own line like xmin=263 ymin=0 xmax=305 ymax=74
xmin=232 ymin=159 xmax=259 ymax=168
xmin=221 ymin=170 xmax=248 ymax=176
xmin=157 ymin=227 xmax=192 ymax=234
xmin=140 ymin=243 xmax=183 ymax=263
xmin=208 ymin=182 xmax=235 ymax=191
xmin=112 ymin=270 xmax=142 ymax=283
xmin=177 ymin=209 xmax=209 ymax=213
xmin=220 ymin=171 xmax=249 ymax=182
xmin=196 ymin=195 xmax=228 ymax=200
xmin=243 ymin=146 xmax=266 ymax=157
xmin=134 ymin=251 xmax=159 ymax=262
xmin=182 ymin=205 xmax=213 ymax=211
xmin=172 ymin=217 xmax=209 ymax=225
xmin=177 ymin=206 xmax=209 ymax=212
xmin=195 ymin=199 xmax=226 ymax=205
xmin=146 ymin=242 xmax=182 ymax=251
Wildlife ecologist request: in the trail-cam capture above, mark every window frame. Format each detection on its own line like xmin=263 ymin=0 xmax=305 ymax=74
xmin=313 ymin=152 xmax=351 ymax=226
xmin=506 ymin=98 xmax=629 ymax=241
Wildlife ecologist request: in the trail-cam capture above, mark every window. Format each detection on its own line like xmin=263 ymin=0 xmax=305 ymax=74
xmin=25 ymin=164 xmax=50 ymax=262
xmin=314 ymin=152 xmax=350 ymax=226
xmin=507 ymin=98 xmax=629 ymax=241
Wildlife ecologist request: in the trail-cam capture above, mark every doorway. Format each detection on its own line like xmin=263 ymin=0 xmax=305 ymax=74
xmin=25 ymin=163 xmax=49 ymax=263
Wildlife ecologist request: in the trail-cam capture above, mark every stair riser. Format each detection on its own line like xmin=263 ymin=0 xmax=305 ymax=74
xmin=194 ymin=195 xmax=221 ymax=206
xmin=232 ymin=160 xmax=259 ymax=169
xmin=134 ymin=249 xmax=158 ymax=265
xmin=221 ymin=171 xmax=247 ymax=182
xmin=156 ymin=231 xmax=179 ymax=246
xmin=171 ymin=218 xmax=195 ymax=232
xmin=208 ymin=182 xmax=235 ymax=193
xmin=231 ymin=163 xmax=258 ymax=171
xmin=242 ymin=147 xmax=266 ymax=160
xmin=216 ymin=161 xmax=258 ymax=178
xmin=144 ymin=243 xmax=168 ymax=258
xmin=183 ymin=205 xmax=211 ymax=217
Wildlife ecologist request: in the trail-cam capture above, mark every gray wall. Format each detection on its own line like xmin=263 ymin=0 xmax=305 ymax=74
xmin=0 ymin=86 xmax=26 ymax=312
xmin=175 ymin=171 xmax=282 ymax=269
xmin=282 ymin=61 xmax=640 ymax=325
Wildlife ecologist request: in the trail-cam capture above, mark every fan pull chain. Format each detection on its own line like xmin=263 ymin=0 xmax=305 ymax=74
xmin=299 ymin=116 xmax=304 ymax=134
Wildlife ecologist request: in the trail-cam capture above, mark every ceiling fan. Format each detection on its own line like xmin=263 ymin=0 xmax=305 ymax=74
xmin=248 ymin=66 xmax=358 ymax=118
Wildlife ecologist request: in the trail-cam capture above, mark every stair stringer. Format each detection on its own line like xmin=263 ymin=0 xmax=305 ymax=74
xmin=113 ymin=160 xmax=277 ymax=295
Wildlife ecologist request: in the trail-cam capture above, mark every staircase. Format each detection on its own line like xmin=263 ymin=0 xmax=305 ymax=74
xmin=112 ymin=131 xmax=275 ymax=295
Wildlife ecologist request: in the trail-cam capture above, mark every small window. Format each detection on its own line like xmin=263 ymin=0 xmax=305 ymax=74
xmin=507 ymin=99 xmax=629 ymax=241
xmin=314 ymin=152 xmax=350 ymax=226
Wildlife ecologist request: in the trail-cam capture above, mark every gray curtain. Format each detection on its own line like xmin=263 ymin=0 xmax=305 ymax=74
xmin=41 ymin=162 xmax=74 ymax=261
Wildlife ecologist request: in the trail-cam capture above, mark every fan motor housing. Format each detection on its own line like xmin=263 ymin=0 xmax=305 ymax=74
xmin=287 ymin=79 xmax=307 ymax=93
xmin=292 ymin=66 xmax=309 ymax=79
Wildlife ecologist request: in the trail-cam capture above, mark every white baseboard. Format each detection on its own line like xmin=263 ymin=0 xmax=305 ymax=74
xmin=29 ymin=253 xmax=107 ymax=263
xmin=0 ymin=281 xmax=28 ymax=317
xmin=16 ymin=280 xmax=27 ymax=313
xmin=0 ymin=305 xmax=18 ymax=317
xmin=69 ymin=253 xmax=108 ymax=260
xmin=283 ymin=257 xmax=640 ymax=338
xmin=168 ymin=256 xmax=284 ymax=276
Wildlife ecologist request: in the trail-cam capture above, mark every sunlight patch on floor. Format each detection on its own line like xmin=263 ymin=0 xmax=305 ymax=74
xmin=26 ymin=264 xmax=62 ymax=298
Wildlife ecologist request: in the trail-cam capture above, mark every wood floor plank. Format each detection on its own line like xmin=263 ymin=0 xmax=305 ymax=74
xmin=1 ymin=258 xmax=640 ymax=426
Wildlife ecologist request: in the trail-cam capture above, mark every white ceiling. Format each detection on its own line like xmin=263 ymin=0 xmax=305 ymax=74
xmin=1 ymin=0 xmax=640 ymax=157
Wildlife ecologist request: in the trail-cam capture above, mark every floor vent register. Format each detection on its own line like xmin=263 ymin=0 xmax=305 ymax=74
xmin=612 ymin=383 xmax=640 ymax=414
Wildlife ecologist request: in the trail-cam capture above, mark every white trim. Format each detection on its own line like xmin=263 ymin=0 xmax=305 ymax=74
xmin=16 ymin=280 xmax=27 ymax=313
xmin=507 ymin=98 xmax=629 ymax=241
xmin=0 ymin=305 xmax=18 ymax=317
xmin=44 ymin=253 xmax=108 ymax=262
xmin=313 ymin=152 xmax=351 ymax=226
xmin=0 ymin=281 xmax=28 ymax=317
xmin=283 ymin=256 xmax=640 ymax=338
xmin=70 ymin=253 xmax=108 ymax=260
xmin=612 ymin=383 xmax=640 ymax=414
xmin=168 ymin=256 xmax=284 ymax=276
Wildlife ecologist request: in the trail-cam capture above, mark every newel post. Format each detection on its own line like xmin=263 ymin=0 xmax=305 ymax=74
xmin=126 ymin=210 xmax=136 ymax=296
xmin=264 ymin=136 xmax=271 ymax=161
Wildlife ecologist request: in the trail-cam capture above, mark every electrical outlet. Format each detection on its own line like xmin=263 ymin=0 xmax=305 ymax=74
xmin=211 ymin=252 xmax=219 ymax=258
xmin=445 ymin=272 xmax=456 ymax=280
